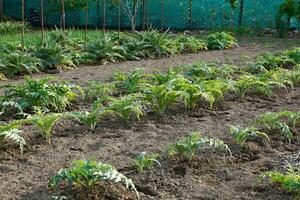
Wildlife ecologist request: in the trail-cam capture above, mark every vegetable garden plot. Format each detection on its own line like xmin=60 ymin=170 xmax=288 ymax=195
xmin=0 ymin=37 xmax=300 ymax=199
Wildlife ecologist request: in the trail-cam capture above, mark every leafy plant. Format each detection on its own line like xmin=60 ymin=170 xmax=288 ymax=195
xmin=0 ymin=76 xmax=81 ymax=113
xmin=70 ymin=105 xmax=112 ymax=130
xmin=150 ymin=67 xmax=184 ymax=85
xmin=261 ymin=165 xmax=300 ymax=196
xmin=186 ymin=62 xmax=238 ymax=80
xmin=134 ymin=152 xmax=161 ymax=173
xmin=84 ymin=81 xmax=115 ymax=102
xmin=114 ymin=69 xmax=146 ymax=94
xmin=169 ymin=77 xmax=214 ymax=109
xmin=229 ymin=125 xmax=270 ymax=145
xmin=206 ymin=32 xmax=238 ymax=50
xmin=49 ymin=159 xmax=138 ymax=198
xmin=107 ymin=95 xmax=144 ymax=121
xmin=0 ymin=122 xmax=26 ymax=154
xmin=143 ymin=83 xmax=182 ymax=115
xmin=0 ymin=51 xmax=40 ymax=77
xmin=175 ymin=35 xmax=207 ymax=53
xmin=256 ymin=111 xmax=300 ymax=142
xmin=167 ymin=132 xmax=231 ymax=160
xmin=25 ymin=107 xmax=63 ymax=144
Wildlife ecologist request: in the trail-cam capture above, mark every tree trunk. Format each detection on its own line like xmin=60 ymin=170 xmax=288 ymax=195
xmin=60 ymin=0 xmax=65 ymax=30
xmin=230 ymin=8 xmax=233 ymax=32
xmin=131 ymin=17 xmax=136 ymax=32
xmin=85 ymin=0 xmax=88 ymax=49
xmin=96 ymin=0 xmax=100 ymax=27
xmin=141 ymin=0 xmax=145 ymax=30
xmin=118 ymin=0 xmax=121 ymax=35
xmin=21 ymin=0 xmax=25 ymax=50
xmin=161 ymin=0 xmax=164 ymax=30
xmin=0 ymin=0 xmax=3 ymax=22
xmin=238 ymin=0 xmax=244 ymax=27
xmin=188 ymin=0 xmax=192 ymax=27
xmin=102 ymin=0 xmax=106 ymax=33
xmin=40 ymin=0 xmax=44 ymax=46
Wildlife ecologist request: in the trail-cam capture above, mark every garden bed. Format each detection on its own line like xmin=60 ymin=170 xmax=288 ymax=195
xmin=0 ymin=36 xmax=300 ymax=200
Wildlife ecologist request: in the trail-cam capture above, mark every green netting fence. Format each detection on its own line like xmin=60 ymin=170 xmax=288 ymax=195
xmin=1 ymin=0 xmax=285 ymax=30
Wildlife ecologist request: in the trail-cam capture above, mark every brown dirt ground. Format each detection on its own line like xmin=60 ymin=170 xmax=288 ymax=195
xmin=0 ymin=36 xmax=300 ymax=200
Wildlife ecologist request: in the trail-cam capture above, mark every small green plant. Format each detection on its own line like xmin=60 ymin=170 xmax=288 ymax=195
xmin=261 ymin=165 xmax=300 ymax=196
xmin=0 ymin=76 xmax=82 ymax=114
xmin=186 ymin=62 xmax=238 ymax=80
xmin=49 ymin=159 xmax=138 ymax=199
xmin=134 ymin=152 xmax=161 ymax=173
xmin=234 ymin=75 xmax=284 ymax=98
xmin=143 ymin=83 xmax=183 ymax=115
xmin=169 ymin=77 xmax=214 ymax=109
xmin=206 ymin=32 xmax=238 ymax=50
xmin=150 ymin=67 xmax=184 ymax=85
xmin=167 ymin=132 xmax=231 ymax=160
xmin=0 ymin=51 xmax=40 ymax=77
xmin=107 ymin=95 xmax=144 ymax=121
xmin=70 ymin=105 xmax=112 ymax=130
xmin=229 ymin=125 xmax=270 ymax=145
xmin=25 ymin=107 xmax=63 ymax=144
xmin=256 ymin=111 xmax=300 ymax=142
xmin=0 ymin=122 xmax=26 ymax=154
xmin=175 ymin=35 xmax=207 ymax=53
xmin=84 ymin=81 xmax=115 ymax=102
xmin=114 ymin=69 xmax=145 ymax=94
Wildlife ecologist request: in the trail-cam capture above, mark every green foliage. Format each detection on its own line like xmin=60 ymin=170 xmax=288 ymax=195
xmin=70 ymin=105 xmax=112 ymax=130
xmin=169 ymin=77 xmax=214 ymax=109
xmin=134 ymin=152 xmax=161 ymax=173
xmin=276 ymin=0 xmax=300 ymax=37
xmin=206 ymin=32 xmax=238 ymax=50
xmin=234 ymin=75 xmax=281 ymax=98
xmin=25 ymin=107 xmax=62 ymax=144
xmin=0 ymin=122 xmax=26 ymax=154
xmin=250 ymin=53 xmax=296 ymax=73
xmin=167 ymin=132 xmax=231 ymax=160
xmin=84 ymin=81 xmax=115 ymax=102
xmin=261 ymin=165 xmax=300 ymax=196
xmin=0 ymin=50 xmax=40 ymax=77
xmin=136 ymin=30 xmax=179 ymax=57
xmin=107 ymin=95 xmax=144 ymax=121
xmin=34 ymin=45 xmax=77 ymax=70
xmin=143 ymin=83 xmax=182 ymax=115
xmin=49 ymin=159 xmax=138 ymax=198
xmin=175 ymin=35 xmax=207 ymax=53
xmin=186 ymin=62 xmax=238 ymax=80
xmin=256 ymin=111 xmax=300 ymax=142
xmin=150 ymin=67 xmax=184 ymax=85
xmin=283 ymin=48 xmax=300 ymax=64
xmin=0 ymin=76 xmax=81 ymax=113
xmin=0 ymin=21 xmax=30 ymax=34
xmin=114 ymin=69 xmax=145 ymax=94
xmin=229 ymin=125 xmax=270 ymax=145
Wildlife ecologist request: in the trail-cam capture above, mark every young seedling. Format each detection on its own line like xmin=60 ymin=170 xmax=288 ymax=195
xmin=107 ymin=94 xmax=144 ymax=121
xmin=167 ymin=132 xmax=231 ymax=161
xmin=256 ymin=111 xmax=300 ymax=143
xmin=84 ymin=81 xmax=115 ymax=102
xmin=49 ymin=159 xmax=139 ymax=198
xmin=229 ymin=125 xmax=270 ymax=146
xmin=26 ymin=107 xmax=62 ymax=144
xmin=0 ymin=121 xmax=26 ymax=154
xmin=114 ymin=68 xmax=145 ymax=94
xmin=70 ymin=105 xmax=112 ymax=130
xmin=135 ymin=152 xmax=162 ymax=173
xmin=260 ymin=165 xmax=300 ymax=196
xmin=143 ymin=83 xmax=183 ymax=116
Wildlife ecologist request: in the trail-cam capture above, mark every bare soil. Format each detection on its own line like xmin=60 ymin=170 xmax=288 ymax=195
xmin=0 ymin=36 xmax=300 ymax=200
